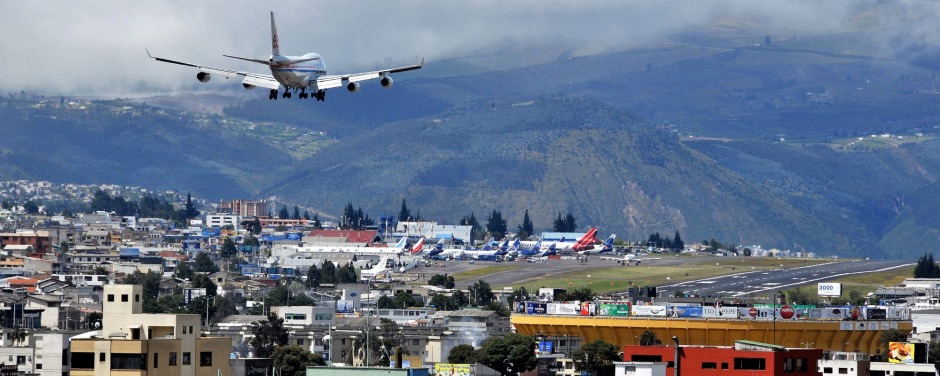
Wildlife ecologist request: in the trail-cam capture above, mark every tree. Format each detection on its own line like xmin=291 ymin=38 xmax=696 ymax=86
xmin=183 ymin=192 xmax=200 ymax=220
xmin=448 ymin=344 xmax=478 ymax=363
xmin=673 ymin=230 xmax=684 ymax=250
xmin=398 ymin=198 xmax=411 ymax=221
xmin=429 ymin=294 xmax=459 ymax=310
xmin=193 ymin=252 xmax=219 ymax=273
xmin=552 ymin=211 xmax=577 ymax=232
xmin=476 ymin=333 xmax=538 ymax=376
xmin=219 ymin=237 xmax=238 ymax=259
xmin=246 ymin=217 xmax=262 ymax=235
xmin=561 ymin=287 xmax=595 ymax=302
xmin=249 ymin=313 xmax=289 ymax=358
xmin=638 ymin=330 xmax=662 ymax=346
xmin=485 ymin=210 xmax=508 ymax=239
xmin=278 ymin=205 xmax=290 ymax=219
xmin=482 ymin=301 xmax=511 ymax=317
xmin=508 ymin=286 xmax=530 ymax=307
xmin=517 ymin=210 xmax=534 ymax=240
xmin=22 ymin=200 xmax=39 ymax=214
xmin=469 ymin=280 xmax=494 ymax=306
xmin=305 ymin=265 xmax=322 ymax=288
xmin=292 ymin=205 xmax=301 ymax=220
xmin=879 ymin=328 xmax=908 ymax=351
xmin=91 ymin=265 xmax=111 ymax=276
xmin=460 ymin=213 xmax=483 ymax=241
xmin=175 ymin=260 xmax=193 ymax=279
xmin=429 ymin=274 xmax=455 ymax=289
xmin=784 ymin=287 xmax=815 ymax=305
xmin=573 ymin=339 xmax=620 ymax=376
xmin=191 ymin=273 xmax=218 ymax=296
xmin=320 ymin=261 xmax=337 ymax=284
xmin=914 ymin=253 xmax=940 ymax=278
xmin=273 ymin=345 xmax=325 ymax=376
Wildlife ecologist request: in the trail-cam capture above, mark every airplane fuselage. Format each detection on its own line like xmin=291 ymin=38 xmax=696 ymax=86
xmin=270 ymin=53 xmax=326 ymax=88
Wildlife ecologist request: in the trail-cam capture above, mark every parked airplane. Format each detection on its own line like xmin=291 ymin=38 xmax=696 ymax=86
xmin=518 ymin=240 xmax=558 ymax=258
xmin=601 ymin=252 xmax=658 ymax=265
xmin=506 ymin=239 xmax=522 ymax=256
xmin=463 ymin=239 xmax=510 ymax=260
xmin=148 ymin=12 xmax=423 ymax=101
xmin=360 ymin=257 xmax=392 ymax=280
xmin=579 ymin=234 xmax=616 ymax=255
xmin=409 ymin=237 xmax=426 ymax=255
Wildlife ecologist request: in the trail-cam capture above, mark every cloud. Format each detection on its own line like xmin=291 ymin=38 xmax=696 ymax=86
xmin=0 ymin=1 xmax=934 ymax=96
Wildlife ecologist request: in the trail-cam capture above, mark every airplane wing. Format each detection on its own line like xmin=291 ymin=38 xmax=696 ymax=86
xmin=147 ymin=50 xmax=281 ymax=90
xmin=314 ymin=59 xmax=424 ymax=89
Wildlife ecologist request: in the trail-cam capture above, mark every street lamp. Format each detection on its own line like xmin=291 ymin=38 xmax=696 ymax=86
xmin=672 ymin=336 xmax=680 ymax=376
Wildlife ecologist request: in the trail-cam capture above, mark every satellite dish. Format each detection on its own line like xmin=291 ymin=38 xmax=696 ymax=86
xmin=94 ymin=322 xmax=101 ymax=329
xmin=350 ymin=292 xmax=358 ymax=298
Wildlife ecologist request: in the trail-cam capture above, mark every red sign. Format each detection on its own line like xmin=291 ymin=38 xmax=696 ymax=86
xmin=780 ymin=305 xmax=795 ymax=319
xmin=749 ymin=307 xmax=758 ymax=317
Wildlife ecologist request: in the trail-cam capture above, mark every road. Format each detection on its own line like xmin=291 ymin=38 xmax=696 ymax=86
xmin=656 ymin=259 xmax=912 ymax=298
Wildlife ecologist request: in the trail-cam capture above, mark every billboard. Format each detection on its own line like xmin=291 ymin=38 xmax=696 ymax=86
xmin=818 ymin=283 xmax=842 ymax=297
xmin=599 ymin=303 xmax=632 ymax=317
xmin=702 ymin=306 xmax=740 ymax=318
xmin=666 ymin=305 xmax=703 ymax=318
xmin=888 ymin=342 xmax=915 ymax=364
xmin=580 ymin=302 xmax=596 ymax=316
xmin=632 ymin=305 xmax=668 ymax=317
xmin=335 ymin=300 xmax=356 ymax=314
xmin=526 ymin=302 xmax=547 ymax=314
xmin=808 ymin=307 xmax=851 ymax=320
xmin=435 ymin=364 xmax=471 ymax=376
xmin=547 ymin=303 xmax=580 ymax=315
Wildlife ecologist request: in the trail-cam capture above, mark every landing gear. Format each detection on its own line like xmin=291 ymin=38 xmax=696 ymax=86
xmin=268 ymin=88 xmax=324 ymax=101
xmin=282 ymin=90 xmax=291 ymax=99
xmin=314 ymin=90 xmax=326 ymax=101
xmin=268 ymin=89 xmax=278 ymax=100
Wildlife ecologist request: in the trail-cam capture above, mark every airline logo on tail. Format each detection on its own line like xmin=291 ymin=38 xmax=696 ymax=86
xmin=520 ymin=240 xmax=543 ymax=257
xmin=572 ymin=228 xmax=598 ymax=251
xmin=495 ymin=239 xmax=511 ymax=255
xmin=480 ymin=237 xmax=496 ymax=251
xmin=427 ymin=239 xmax=445 ymax=257
xmin=410 ymin=237 xmax=426 ymax=255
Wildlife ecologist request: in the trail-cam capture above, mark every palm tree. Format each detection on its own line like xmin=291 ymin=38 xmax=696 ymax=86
xmin=638 ymin=330 xmax=662 ymax=346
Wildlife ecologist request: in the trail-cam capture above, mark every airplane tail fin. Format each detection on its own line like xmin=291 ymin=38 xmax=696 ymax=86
xmin=410 ymin=238 xmax=425 ymax=255
xmin=481 ymin=237 xmax=495 ymax=251
xmin=270 ymin=11 xmax=280 ymax=56
xmin=573 ymin=228 xmax=597 ymax=250
xmin=394 ymin=237 xmax=408 ymax=249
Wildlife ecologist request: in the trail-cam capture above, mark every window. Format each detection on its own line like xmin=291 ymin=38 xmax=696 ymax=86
xmin=285 ymin=313 xmax=307 ymax=320
xmin=154 ymin=353 xmax=159 ymax=369
xmin=169 ymin=352 xmax=177 ymax=366
xmin=734 ymin=358 xmax=766 ymax=370
xmin=623 ymin=366 xmax=636 ymax=372
xmin=84 ymin=276 xmax=92 ymax=281
xmin=631 ymin=355 xmax=663 ymax=362
xmin=838 ymin=368 xmax=848 ymax=374
xmin=188 ymin=326 xmax=193 ymax=334
xmin=72 ymin=353 xmax=94 ymax=369
xmin=721 ymin=363 xmax=728 ymax=370
xmin=297 ymin=339 xmax=304 ymax=345
xmin=182 ymin=326 xmax=187 ymax=334
xmin=36 ymin=364 xmax=42 ymax=369
xmin=16 ymin=356 xmax=26 ymax=365
xmin=111 ymin=354 xmax=146 ymax=370
xmin=702 ymin=362 xmax=717 ymax=369
xmin=62 ymin=349 xmax=69 ymax=366
xmin=199 ymin=352 xmax=212 ymax=367
xmin=412 ymin=339 xmax=420 ymax=345
xmin=135 ymin=294 xmax=140 ymax=302
xmin=182 ymin=352 xmax=191 ymax=365
xmin=121 ymin=294 xmax=129 ymax=302
xmin=823 ymin=367 xmax=833 ymax=374
xmin=107 ymin=294 xmax=115 ymax=302
xmin=100 ymin=353 xmax=106 ymax=362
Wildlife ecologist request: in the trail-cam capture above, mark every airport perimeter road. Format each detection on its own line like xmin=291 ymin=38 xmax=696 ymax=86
xmin=657 ymin=259 xmax=912 ymax=299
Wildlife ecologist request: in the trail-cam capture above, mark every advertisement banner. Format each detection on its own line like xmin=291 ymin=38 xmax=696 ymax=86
xmin=632 ymin=305 xmax=669 ymax=317
xmin=538 ymin=341 xmax=554 ymax=353
xmin=702 ymin=306 xmax=740 ymax=318
xmin=817 ymin=283 xmax=842 ymax=297
xmin=435 ymin=364 xmax=471 ymax=376
xmin=599 ymin=303 xmax=632 ymax=317
xmin=888 ymin=342 xmax=915 ymax=364
xmin=808 ymin=307 xmax=851 ymax=320
xmin=865 ymin=308 xmax=887 ymax=320
xmin=886 ymin=307 xmax=910 ymax=320
xmin=335 ymin=300 xmax=356 ymax=314
xmin=526 ymin=302 xmax=547 ymax=315
xmin=580 ymin=302 xmax=596 ymax=316
xmin=547 ymin=303 xmax=580 ymax=315
xmin=667 ymin=305 xmax=703 ymax=317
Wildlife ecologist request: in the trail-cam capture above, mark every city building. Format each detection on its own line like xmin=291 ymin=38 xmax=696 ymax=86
xmin=621 ymin=340 xmax=823 ymax=376
xmin=70 ymin=284 xmax=232 ymax=376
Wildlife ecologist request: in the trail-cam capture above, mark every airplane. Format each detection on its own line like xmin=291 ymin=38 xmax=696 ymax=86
xmin=286 ymin=236 xmax=407 ymax=255
xmin=544 ymin=228 xmax=598 ymax=253
xmin=506 ymin=239 xmax=522 ymax=256
xmin=148 ymin=12 xmax=423 ymax=101
xmin=601 ymin=251 xmax=659 ymax=265
xmin=518 ymin=240 xmax=558 ymax=258
xmin=463 ymin=239 xmax=510 ymax=260
xmin=425 ymin=239 xmax=446 ymax=258
xmin=409 ymin=237 xmax=426 ymax=255
xmin=579 ymin=234 xmax=616 ymax=255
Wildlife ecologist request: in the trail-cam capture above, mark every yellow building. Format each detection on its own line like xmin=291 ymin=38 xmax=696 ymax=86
xmin=71 ymin=284 xmax=233 ymax=376
xmin=511 ymin=315 xmax=913 ymax=356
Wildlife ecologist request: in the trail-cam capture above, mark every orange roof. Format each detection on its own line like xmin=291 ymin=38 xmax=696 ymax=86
xmin=159 ymin=250 xmax=186 ymax=259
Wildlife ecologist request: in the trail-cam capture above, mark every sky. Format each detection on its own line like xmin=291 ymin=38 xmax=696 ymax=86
xmin=0 ymin=1 xmax=936 ymax=97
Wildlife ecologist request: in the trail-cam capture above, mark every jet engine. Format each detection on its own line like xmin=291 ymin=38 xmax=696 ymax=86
xmin=242 ymin=83 xmax=256 ymax=90
xmin=346 ymin=81 xmax=360 ymax=92
xmin=197 ymin=72 xmax=211 ymax=83
xmin=380 ymin=75 xmax=393 ymax=88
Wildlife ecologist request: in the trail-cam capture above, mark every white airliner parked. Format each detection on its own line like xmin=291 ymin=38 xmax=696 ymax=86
xmin=287 ymin=236 xmax=407 ymax=256
xmin=148 ymin=12 xmax=423 ymax=101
